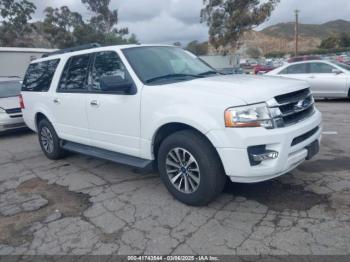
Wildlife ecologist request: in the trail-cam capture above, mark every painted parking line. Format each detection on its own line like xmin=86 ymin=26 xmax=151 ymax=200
xmin=322 ymin=131 xmax=338 ymax=135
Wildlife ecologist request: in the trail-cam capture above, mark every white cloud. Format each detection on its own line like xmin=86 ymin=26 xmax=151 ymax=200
xmin=30 ymin=0 xmax=350 ymax=44
xmin=119 ymin=11 xmax=208 ymax=44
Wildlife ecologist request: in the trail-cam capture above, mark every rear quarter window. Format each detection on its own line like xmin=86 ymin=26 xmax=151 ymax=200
xmin=22 ymin=59 xmax=60 ymax=92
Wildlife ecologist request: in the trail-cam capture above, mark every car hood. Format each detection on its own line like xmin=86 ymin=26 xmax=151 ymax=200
xmin=0 ymin=96 xmax=20 ymax=110
xmin=163 ymin=74 xmax=309 ymax=104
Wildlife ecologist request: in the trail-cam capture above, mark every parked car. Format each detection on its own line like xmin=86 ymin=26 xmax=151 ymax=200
xmin=267 ymin=60 xmax=350 ymax=98
xmin=287 ymin=55 xmax=321 ymax=63
xmin=217 ymin=67 xmax=244 ymax=75
xmin=21 ymin=44 xmax=322 ymax=205
xmin=254 ymin=64 xmax=276 ymax=75
xmin=0 ymin=77 xmax=26 ymax=132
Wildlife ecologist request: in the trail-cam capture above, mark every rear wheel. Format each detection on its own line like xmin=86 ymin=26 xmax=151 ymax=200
xmin=157 ymin=130 xmax=227 ymax=206
xmin=38 ymin=119 xmax=66 ymax=160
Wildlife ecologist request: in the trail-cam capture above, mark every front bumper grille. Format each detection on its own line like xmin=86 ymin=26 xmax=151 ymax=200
xmin=267 ymin=88 xmax=315 ymax=128
xmin=291 ymin=126 xmax=320 ymax=146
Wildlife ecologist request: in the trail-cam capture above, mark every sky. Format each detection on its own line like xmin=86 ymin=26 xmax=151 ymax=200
xmin=31 ymin=0 xmax=350 ymax=44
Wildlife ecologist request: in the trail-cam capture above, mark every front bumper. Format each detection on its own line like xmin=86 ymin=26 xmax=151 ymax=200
xmin=0 ymin=114 xmax=26 ymax=132
xmin=207 ymin=109 xmax=322 ymax=183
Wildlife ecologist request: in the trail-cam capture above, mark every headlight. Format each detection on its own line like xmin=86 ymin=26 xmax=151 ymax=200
xmin=224 ymin=103 xmax=273 ymax=129
xmin=0 ymin=107 xmax=5 ymax=114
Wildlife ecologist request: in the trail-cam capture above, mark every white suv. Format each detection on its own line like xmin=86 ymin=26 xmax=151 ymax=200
xmin=21 ymin=44 xmax=322 ymax=205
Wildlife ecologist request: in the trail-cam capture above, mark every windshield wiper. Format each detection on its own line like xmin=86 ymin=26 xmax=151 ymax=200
xmin=197 ymin=70 xmax=219 ymax=76
xmin=145 ymin=73 xmax=202 ymax=84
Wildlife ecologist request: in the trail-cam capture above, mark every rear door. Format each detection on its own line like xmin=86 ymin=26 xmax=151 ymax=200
xmin=308 ymin=62 xmax=348 ymax=97
xmin=51 ymin=54 xmax=92 ymax=145
xmin=84 ymin=51 xmax=142 ymax=157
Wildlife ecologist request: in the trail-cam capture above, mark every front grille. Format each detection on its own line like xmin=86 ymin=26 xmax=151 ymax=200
xmin=291 ymin=126 xmax=319 ymax=146
xmin=267 ymin=88 xmax=315 ymax=128
xmin=275 ymin=88 xmax=311 ymax=105
xmin=5 ymin=108 xmax=21 ymax=114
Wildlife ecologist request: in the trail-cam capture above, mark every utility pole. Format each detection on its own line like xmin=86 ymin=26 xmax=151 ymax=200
xmin=294 ymin=9 xmax=300 ymax=57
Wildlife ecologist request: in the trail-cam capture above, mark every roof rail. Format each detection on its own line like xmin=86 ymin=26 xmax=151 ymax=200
xmin=42 ymin=43 xmax=101 ymax=58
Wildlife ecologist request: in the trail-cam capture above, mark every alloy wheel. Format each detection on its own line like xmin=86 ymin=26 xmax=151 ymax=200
xmin=165 ymin=147 xmax=201 ymax=194
xmin=40 ymin=126 xmax=54 ymax=154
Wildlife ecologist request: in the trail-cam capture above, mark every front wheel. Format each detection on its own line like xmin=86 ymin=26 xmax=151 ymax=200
xmin=38 ymin=118 xmax=67 ymax=160
xmin=157 ymin=130 xmax=227 ymax=206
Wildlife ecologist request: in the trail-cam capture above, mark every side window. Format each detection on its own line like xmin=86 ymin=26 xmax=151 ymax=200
xmin=58 ymin=54 xmax=91 ymax=92
xmin=22 ymin=59 xmax=60 ymax=92
xmin=280 ymin=64 xmax=308 ymax=74
xmin=310 ymin=63 xmax=335 ymax=74
xmin=90 ymin=51 xmax=131 ymax=92
xmin=279 ymin=68 xmax=289 ymax=74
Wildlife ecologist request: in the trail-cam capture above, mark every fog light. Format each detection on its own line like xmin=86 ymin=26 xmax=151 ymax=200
xmin=252 ymin=150 xmax=279 ymax=162
xmin=247 ymin=145 xmax=279 ymax=166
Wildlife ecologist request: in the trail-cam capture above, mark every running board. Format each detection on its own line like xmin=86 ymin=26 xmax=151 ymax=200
xmin=61 ymin=141 xmax=153 ymax=169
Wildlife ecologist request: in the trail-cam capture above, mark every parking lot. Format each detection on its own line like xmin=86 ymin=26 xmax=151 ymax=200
xmin=0 ymin=100 xmax=349 ymax=255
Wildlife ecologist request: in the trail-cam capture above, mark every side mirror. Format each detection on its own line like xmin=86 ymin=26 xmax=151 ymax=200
xmin=332 ymin=69 xmax=343 ymax=75
xmin=100 ymin=75 xmax=135 ymax=94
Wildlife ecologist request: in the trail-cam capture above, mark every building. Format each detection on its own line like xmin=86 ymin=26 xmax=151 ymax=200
xmin=0 ymin=47 xmax=56 ymax=78
xmin=200 ymin=55 xmax=240 ymax=70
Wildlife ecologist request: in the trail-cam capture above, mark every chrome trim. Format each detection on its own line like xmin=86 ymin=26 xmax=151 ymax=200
xmin=266 ymin=88 xmax=315 ymax=128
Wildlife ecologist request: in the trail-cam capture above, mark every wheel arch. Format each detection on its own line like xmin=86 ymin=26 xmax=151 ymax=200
xmin=152 ymin=122 xmax=223 ymax=169
xmin=35 ymin=112 xmax=53 ymax=131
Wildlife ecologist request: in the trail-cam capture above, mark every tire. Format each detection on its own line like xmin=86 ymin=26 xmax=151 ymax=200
xmin=38 ymin=118 xmax=66 ymax=160
xmin=157 ymin=130 xmax=227 ymax=206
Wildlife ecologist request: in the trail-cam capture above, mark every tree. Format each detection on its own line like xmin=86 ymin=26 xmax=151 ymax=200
xmin=201 ymin=0 xmax=280 ymax=52
xmin=42 ymin=1 xmax=138 ymax=48
xmin=43 ymin=6 xmax=84 ymax=48
xmin=339 ymin=33 xmax=350 ymax=48
xmin=320 ymin=36 xmax=339 ymax=49
xmin=81 ymin=0 xmax=136 ymax=45
xmin=246 ymin=47 xmax=261 ymax=59
xmin=0 ymin=0 xmax=36 ymax=46
xmin=186 ymin=41 xmax=209 ymax=56
xmin=81 ymin=0 xmax=128 ymax=35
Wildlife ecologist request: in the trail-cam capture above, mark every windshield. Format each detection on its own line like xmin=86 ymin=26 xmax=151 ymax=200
xmin=0 ymin=81 xmax=22 ymax=98
xmin=122 ymin=46 xmax=216 ymax=84
xmin=335 ymin=62 xmax=350 ymax=72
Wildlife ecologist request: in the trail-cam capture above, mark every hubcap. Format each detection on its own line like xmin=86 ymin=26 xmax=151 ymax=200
xmin=40 ymin=127 xmax=54 ymax=154
xmin=166 ymin=147 xmax=200 ymax=194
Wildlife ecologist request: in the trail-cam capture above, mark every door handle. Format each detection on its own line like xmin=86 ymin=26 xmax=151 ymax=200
xmin=90 ymin=100 xmax=100 ymax=107
xmin=53 ymin=98 xmax=60 ymax=104
xmin=308 ymin=76 xmax=315 ymax=79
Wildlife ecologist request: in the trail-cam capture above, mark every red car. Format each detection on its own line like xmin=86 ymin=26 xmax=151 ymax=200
xmin=287 ymin=55 xmax=321 ymax=63
xmin=253 ymin=64 xmax=276 ymax=75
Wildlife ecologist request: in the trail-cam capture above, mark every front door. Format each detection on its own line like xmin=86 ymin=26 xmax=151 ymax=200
xmin=85 ymin=51 xmax=142 ymax=157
